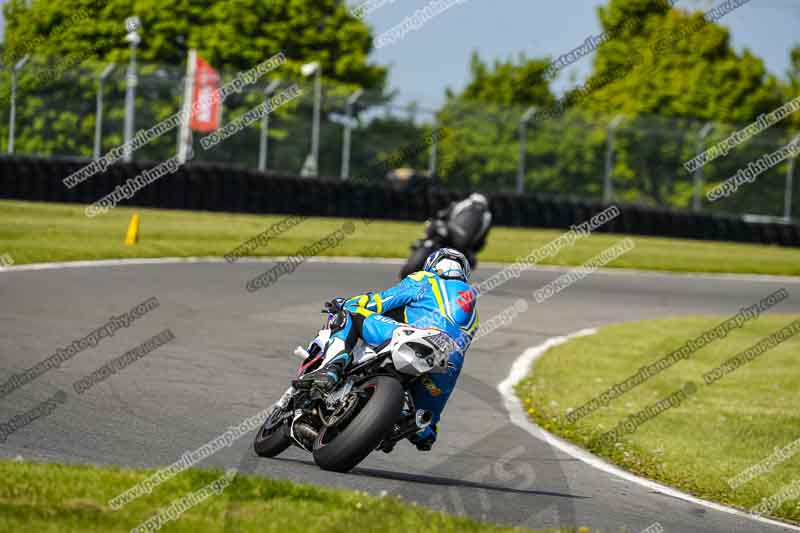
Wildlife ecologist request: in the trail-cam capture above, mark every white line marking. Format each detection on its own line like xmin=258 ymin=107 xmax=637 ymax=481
xmin=498 ymin=329 xmax=800 ymax=532
xmin=0 ymin=256 xmax=406 ymax=273
xmin=2 ymin=256 xmax=800 ymax=284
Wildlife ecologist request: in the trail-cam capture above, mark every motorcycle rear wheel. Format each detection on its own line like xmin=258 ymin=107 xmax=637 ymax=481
xmin=312 ymin=376 xmax=404 ymax=472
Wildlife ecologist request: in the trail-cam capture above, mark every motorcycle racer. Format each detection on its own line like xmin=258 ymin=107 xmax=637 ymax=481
xmin=400 ymin=192 xmax=492 ymax=278
xmin=294 ymin=248 xmax=479 ymax=451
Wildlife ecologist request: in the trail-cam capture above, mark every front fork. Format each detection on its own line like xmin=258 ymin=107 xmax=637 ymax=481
xmin=275 ymin=385 xmax=295 ymax=410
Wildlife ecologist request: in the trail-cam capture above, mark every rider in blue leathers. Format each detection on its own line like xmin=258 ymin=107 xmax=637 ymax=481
xmin=295 ymin=248 xmax=479 ymax=451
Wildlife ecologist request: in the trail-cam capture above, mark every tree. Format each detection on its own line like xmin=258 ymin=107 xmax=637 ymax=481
xmin=575 ymin=0 xmax=787 ymax=209
xmin=435 ymin=53 xmax=556 ymax=191
xmin=453 ymin=51 xmax=555 ymax=108
xmin=431 ymin=0 xmax=795 ymax=212
xmin=2 ymin=0 xmax=385 ymax=87
xmin=0 ymin=0 xmax=387 ymax=161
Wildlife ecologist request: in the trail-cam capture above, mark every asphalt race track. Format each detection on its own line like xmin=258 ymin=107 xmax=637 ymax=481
xmin=2 ymin=259 xmax=799 ymax=532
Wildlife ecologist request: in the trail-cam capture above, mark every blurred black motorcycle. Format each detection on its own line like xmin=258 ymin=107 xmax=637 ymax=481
xmin=400 ymin=193 xmax=492 ymax=278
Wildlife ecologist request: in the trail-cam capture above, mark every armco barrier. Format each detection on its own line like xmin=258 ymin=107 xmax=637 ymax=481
xmin=0 ymin=154 xmax=798 ymax=247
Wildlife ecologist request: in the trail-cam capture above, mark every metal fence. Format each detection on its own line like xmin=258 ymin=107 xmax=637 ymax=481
xmin=0 ymin=56 xmax=796 ymax=221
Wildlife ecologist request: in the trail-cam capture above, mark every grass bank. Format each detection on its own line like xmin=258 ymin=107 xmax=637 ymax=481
xmin=516 ymin=315 xmax=800 ymax=524
xmin=0 ymin=459 xmax=578 ymax=532
xmin=1 ymin=200 xmax=799 ymax=276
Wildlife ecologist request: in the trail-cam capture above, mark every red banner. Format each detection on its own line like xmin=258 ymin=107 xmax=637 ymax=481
xmin=189 ymin=55 xmax=221 ymax=132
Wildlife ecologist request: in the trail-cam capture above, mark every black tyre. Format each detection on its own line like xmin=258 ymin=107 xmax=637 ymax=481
xmin=400 ymin=244 xmax=434 ymax=279
xmin=253 ymin=407 xmax=292 ymax=458
xmin=312 ymin=376 xmax=404 ymax=472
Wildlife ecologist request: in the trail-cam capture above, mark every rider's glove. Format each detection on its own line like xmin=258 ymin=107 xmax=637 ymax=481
xmin=323 ymin=298 xmax=348 ymax=331
xmin=323 ymin=297 xmax=346 ymax=314
xmin=409 ymin=424 xmax=437 ymax=452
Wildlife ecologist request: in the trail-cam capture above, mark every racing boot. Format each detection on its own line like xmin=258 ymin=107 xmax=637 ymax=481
xmin=293 ymin=352 xmax=350 ymax=392
xmin=293 ymin=300 xmax=356 ymax=392
xmin=409 ymin=424 xmax=438 ymax=451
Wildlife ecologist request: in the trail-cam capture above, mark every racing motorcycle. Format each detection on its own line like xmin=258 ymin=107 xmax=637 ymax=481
xmin=400 ymin=194 xmax=491 ymax=279
xmin=253 ymin=320 xmax=456 ymax=472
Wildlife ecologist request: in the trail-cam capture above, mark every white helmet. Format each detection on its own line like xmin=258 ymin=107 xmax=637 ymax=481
xmin=469 ymin=193 xmax=488 ymax=207
xmin=423 ymin=248 xmax=470 ymax=281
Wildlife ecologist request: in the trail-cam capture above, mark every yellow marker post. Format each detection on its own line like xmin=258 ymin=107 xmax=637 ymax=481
xmin=124 ymin=213 xmax=140 ymax=245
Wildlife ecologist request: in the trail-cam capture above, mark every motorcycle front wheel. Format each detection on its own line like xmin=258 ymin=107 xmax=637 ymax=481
xmin=253 ymin=406 xmax=293 ymax=458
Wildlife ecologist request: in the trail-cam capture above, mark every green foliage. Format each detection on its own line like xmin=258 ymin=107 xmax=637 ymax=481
xmin=1 ymin=0 xmax=798 ymax=217
xmin=2 ymin=0 xmax=385 ymax=87
xmin=791 ymin=44 xmax=800 ymax=84
xmin=457 ymin=52 xmax=556 ymax=108
xmin=347 ymin=114 xmax=434 ymax=180
xmin=579 ymin=0 xmax=793 ymax=208
xmin=433 ymin=0 xmax=799 ymax=213
xmin=588 ymin=0 xmax=781 ymax=122
xmin=0 ymin=0 xmax=389 ymax=162
xmin=436 ymin=53 xmax=556 ymax=191
xmin=0 ymin=459 xmax=555 ymax=532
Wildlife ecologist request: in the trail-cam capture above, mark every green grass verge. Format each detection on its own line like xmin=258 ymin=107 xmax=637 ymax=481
xmin=1 ymin=200 xmax=800 ymax=275
xmin=0 ymin=459 xmax=580 ymax=532
xmin=515 ymin=314 xmax=800 ymax=524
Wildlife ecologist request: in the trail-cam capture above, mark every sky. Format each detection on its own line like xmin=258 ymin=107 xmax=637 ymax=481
xmin=360 ymin=0 xmax=800 ymax=114
xmin=1 ymin=0 xmax=797 ymax=116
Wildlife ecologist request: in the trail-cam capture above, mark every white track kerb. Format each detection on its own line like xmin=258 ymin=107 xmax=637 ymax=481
xmin=498 ymin=329 xmax=800 ymax=533
xmin=4 ymin=256 xmax=800 ymax=285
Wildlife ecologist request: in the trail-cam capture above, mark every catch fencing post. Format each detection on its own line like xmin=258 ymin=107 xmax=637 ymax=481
xmin=123 ymin=16 xmax=142 ymax=162
xmin=94 ymin=63 xmax=116 ymax=160
xmin=517 ymin=106 xmax=537 ymax=194
xmin=604 ymin=115 xmax=624 ymax=203
xmin=301 ymin=61 xmax=322 ymax=176
xmin=429 ymin=117 xmax=439 ymax=177
xmin=786 ymin=144 xmax=797 ymax=221
xmin=693 ymin=122 xmax=714 ymax=212
xmin=8 ymin=55 xmax=30 ymax=154
xmin=176 ymin=49 xmax=196 ymax=165
xmin=340 ymin=88 xmax=363 ymax=180
xmin=258 ymin=80 xmax=281 ymax=172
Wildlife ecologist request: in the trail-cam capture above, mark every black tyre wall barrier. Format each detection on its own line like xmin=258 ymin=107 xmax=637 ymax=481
xmin=0 ymin=154 xmax=798 ymax=248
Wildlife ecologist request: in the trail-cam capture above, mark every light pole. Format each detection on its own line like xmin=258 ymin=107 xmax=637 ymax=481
xmin=693 ymin=122 xmax=714 ymax=212
xmin=123 ymin=16 xmax=141 ymax=162
xmin=341 ymin=88 xmax=363 ymax=180
xmin=8 ymin=55 xmax=29 ymax=154
xmin=258 ymin=80 xmax=281 ymax=172
xmin=785 ymin=141 xmax=798 ymax=221
xmin=517 ymin=106 xmax=537 ymax=194
xmin=604 ymin=115 xmax=624 ymax=203
xmin=429 ymin=117 xmax=439 ymax=177
xmin=94 ymin=63 xmax=116 ymax=160
xmin=301 ymin=61 xmax=322 ymax=176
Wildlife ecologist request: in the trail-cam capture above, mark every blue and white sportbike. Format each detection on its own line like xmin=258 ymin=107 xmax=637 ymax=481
xmin=253 ymin=248 xmax=479 ymax=473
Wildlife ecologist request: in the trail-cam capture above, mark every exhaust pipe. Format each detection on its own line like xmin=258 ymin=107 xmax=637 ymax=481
xmin=294 ymin=422 xmax=318 ymax=447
